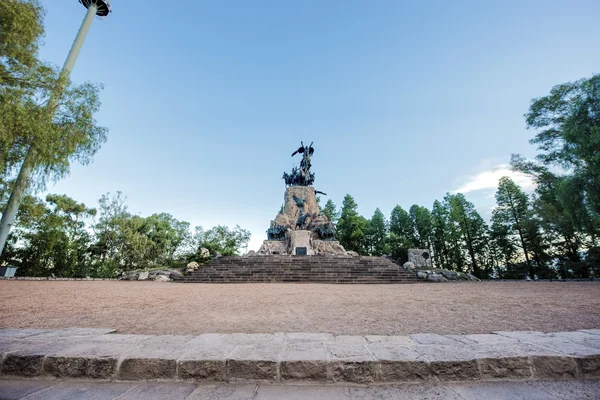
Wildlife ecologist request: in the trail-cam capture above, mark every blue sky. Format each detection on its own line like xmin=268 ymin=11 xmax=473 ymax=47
xmin=39 ymin=0 xmax=600 ymax=251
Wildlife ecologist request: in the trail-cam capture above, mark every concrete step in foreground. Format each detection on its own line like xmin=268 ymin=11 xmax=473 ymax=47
xmin=1 ymin=328 xmax=599 ymax=385
xmin=2 ymin=379 xmax=600 ymax=400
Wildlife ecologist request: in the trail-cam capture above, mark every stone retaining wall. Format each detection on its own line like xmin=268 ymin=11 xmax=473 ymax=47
xmin=0 ymin=277 xmax=117 ymax=281
xmin=1 ymin=328 xmax=599 ymax=384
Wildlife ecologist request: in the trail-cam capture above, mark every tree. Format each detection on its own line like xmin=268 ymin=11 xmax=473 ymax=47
xmin=509 ymin=75 xmax=600 ymax=278
xmin=90 ymin=192 xmax=129 ymax=276
xmin=389 ymin=205 xmax=415 ymax=246
xmin=195 ymin=225 xmax=251 ymax=256
xmin=489 ymin=221 xmax=522 ymax=278
xmin=322 ymin=199 xmax=340 ymax=225
xmin=142 ymin=213 xmax=190 ymax=265
xmin=431 ymin=200 xmax=450 ymax=269
xmin=492 ymin=177 xmax=549 ymax=278
xmin=0 ymin=0 xmax=108 ymax=256
xmin=409 ymin=205 xmax=433 ymax=250
xmin=337 ymin=194 xmax=368 ymax=254
xmin=45 ymin=194 xmax=96 ymax=276
xmin=524 ymin=74 xmax=600 ymax=216
xmin=446 ymin=194 xmax=489 ymax=277
xmin=0 ymin=0 xmax=50 ymax=179
xmin=531 ymin=174 xmax=593 ymax=278
xmin=366 ymin=208 xmax=388 ymax=256
xmin=3 ymin=194 xmax=96 ymax=277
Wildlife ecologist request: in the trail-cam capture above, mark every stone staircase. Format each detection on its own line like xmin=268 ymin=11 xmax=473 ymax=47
xmin=181 ymin=255 xmax=419 ymax=283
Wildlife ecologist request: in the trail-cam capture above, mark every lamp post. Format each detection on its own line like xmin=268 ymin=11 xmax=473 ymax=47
xmin=0 ymin=0 xmax=112 ymax=256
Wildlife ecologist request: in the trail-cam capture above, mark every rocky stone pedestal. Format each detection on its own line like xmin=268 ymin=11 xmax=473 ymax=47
xmin=257 ymin=240 xmax=288 ymax=255
xmin=255 ymin=186 xmax=353 ymax=256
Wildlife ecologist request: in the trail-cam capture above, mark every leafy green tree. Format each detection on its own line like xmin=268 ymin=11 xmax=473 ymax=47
xmin=142 ymin=213 xmax=190 ymax=265
xmin=337 ymin=194 xmax=368 ymax=254
xmin=446 ymin=193 xmax=489 ymax=277
xmin=0 ymin=0 xmax=108 ymax=256
xmin=389 ymin=205 xmax=415 ymax=246
xmin=0 ymin=0 xmax=49 ymax=179
xmin=387 ymin=232 xmax=411 ymax=264
xmin=44 ymin=194 xmax=96 ymax=276
xmin=195 ymin=225 xmax=251 ymax=256
xmin=409 ymin=205 xmax=433 ymax=250
xmin=366 ymin=208 xmax=388 ymax=256
xmin=524 ymin=74 xmax=600 ymax=216
xmin=532 ymin=175 xmax=591 ymax=277
xmin=489 ymin=221 xmax=524 ymax=278
xmin=90 ymin=192 xmax=129 ymax=276
xmin=4 ymin=194 xmax=95 ymax=277
xmin=322 ymin=199 xmax=340 ymax=225
xmin=492 ymin=177 xmax=550 ymax=278
xmin=431 ymin=200 xmax=450 ymax=269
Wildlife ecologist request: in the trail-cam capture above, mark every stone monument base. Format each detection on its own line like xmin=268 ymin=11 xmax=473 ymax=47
xmin=256 ymin=231 xmax=351 ymax=256
xmin=255 ymin=185 xmax=355 ymax=256
xmin=290 ymin=230 xmax=314 ymax=255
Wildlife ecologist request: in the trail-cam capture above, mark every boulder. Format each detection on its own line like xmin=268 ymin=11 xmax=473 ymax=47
xmin=154 ymin=275 xmax=170 ymax=282
xmin=137 ymin=271 xmax=149 ymax=281
xmin=149 ymin=270 xmax=172 ymax=279
xmin=312 ymin=240 xmax=347 ymax=255
xmin=169 ymin=270 xmax=184 ymax=280
xmin=466 ymin=273 xmax=479 ymax=281
xmin=428 ymin=273 xmax=447 ymax=282
xmin=403 ymin=262 xmax=415 ymax=270
xmin=257 ymin=240 xmax=288 ymax=255
xmin=439 ymin=270 xmax=457 ymax=280
xmin=245 ymin=250 xmax=256 ymax=257
xmin=186 ymin=262 xmax=199 ymax=272
xmin=417 ymin=271 xmax=428 ymax=279
xmin=118 ymin=271 xmax=139 ymax=281
xmin=198 ymin=248 xmax=210 ymax=260
xmin=346 ymin=251 xmax=359 ymax=257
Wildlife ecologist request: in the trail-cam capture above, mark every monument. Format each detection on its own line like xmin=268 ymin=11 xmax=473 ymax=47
xmin=256 ymin=142 xmax=351 ymax=256
xmin=408 ymin=249 xmax=433 ymax=268
xmin=182 ymin=143 xmax=418 ymax=283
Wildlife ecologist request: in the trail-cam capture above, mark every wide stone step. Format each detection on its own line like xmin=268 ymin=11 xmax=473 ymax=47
xmin=2 ymin=328 xmax=598 ymax=384
xmin=181 ymin=256 xmax=418 ymax=284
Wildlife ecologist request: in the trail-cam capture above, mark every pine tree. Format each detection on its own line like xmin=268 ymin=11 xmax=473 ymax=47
xmin=322 ymin=199 xmax=340 ymax=225
xmin=446 ymin=193 xmax=489 ymax=278
xmin=337 ymin=195 xmax=367 ymax=254
xmin=366 ymin=208 xmax=388 ymax=256
xmin=492 ymin=176 xmax=549 ymax=278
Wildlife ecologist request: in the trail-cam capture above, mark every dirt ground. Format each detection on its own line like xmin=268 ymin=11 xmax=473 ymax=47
xmin=1 ymin=281 xmax=599 ymax=336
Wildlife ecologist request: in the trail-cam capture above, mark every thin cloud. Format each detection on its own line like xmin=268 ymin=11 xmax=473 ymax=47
xmin=452 ymin=164 xmax=535 ymax=194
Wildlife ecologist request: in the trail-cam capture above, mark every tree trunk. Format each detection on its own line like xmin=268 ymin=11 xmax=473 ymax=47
xmin=0 ymin=146 xmax=37 ymax=256
xmin=460 ymin=211 xmax=479 ymax=277
xmin=506 ymin=193 xmax=532 ymax=277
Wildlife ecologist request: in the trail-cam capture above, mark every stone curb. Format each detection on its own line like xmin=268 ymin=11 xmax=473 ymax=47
xmin=1 ymin=329 xmax=599 ymax=384
xmin=0 ymin=277 xmax=118 ymax=281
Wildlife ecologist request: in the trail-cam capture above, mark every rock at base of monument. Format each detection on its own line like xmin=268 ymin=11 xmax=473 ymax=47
xmin=257 ymin=240 xmax=288 ymax=255
xmin=312 ymin=239 xmax=347 ymax=256
xmin=255 ymin=233 xmax=354 ymax=256
xmin=403 ymin=262 xmax=415 ymax=270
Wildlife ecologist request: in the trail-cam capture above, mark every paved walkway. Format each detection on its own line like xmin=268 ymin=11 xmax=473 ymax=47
xmin=1 ymin=328 xmax=599 ymax=384
xmin=1 ymin=379 xmax=599 ymax=399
